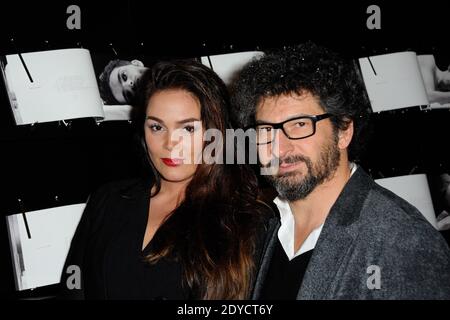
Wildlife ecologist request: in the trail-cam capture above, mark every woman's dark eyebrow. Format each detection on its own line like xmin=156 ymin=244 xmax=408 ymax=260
xmin=146 ymin=116 xmax=164 ymax=124
xmin=145 ymin=116 xmax=201 ymax=124
xmin=176 ymin=118 xmax=201 ymax=124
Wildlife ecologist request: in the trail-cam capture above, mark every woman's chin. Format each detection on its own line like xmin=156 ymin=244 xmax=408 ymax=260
xmin=159 ymin=171 xmax=194 ymax=183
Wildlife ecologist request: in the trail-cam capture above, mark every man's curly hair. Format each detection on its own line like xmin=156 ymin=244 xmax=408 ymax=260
xmin=230 ymin=42 xmax=372 ymax=161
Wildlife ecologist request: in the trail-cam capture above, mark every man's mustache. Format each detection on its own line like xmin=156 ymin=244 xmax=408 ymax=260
xmin=261 ymin=155 xmax=308 ymax=168
xmin=281 ymin=155 xmax=308 ymax=165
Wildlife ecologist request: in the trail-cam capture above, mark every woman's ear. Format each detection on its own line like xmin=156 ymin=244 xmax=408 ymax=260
xmin=338 ymin=120 xmax=354 ymax=150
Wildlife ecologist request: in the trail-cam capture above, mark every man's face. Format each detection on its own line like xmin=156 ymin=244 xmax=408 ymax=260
xmin=256 ymin=92 xmax=342 ymax=201
xmin=109 ymin=60 xmax=147 ymax=104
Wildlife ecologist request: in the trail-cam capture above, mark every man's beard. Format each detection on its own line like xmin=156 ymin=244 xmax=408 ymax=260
xmin=263 ymin=135 xmax=341 ymax=201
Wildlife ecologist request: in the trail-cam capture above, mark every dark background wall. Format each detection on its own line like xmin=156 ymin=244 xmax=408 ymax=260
xmin=1 ymin=1 xmax=449 ymax=299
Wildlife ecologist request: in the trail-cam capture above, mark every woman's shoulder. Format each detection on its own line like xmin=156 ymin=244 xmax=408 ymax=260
xmin=83 ymin=177 xmax=149 ymax=218
xmin=78 ymin=177 xmax=150 ymax=232
xmin=89 ymin=177 xmax=150 ymax=201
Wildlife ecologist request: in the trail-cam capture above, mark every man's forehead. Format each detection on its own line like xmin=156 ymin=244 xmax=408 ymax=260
xmin=109 ymin=67 xmax=126 ymax=103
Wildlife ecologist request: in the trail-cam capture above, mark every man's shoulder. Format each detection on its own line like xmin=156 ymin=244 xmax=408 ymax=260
xmin=358 ymin=183 xmax=448 ymax=251
xmin=363 ymin=183 xmax=430 ymax=226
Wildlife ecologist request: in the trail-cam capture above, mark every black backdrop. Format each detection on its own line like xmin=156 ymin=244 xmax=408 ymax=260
xmin=1 ymin=1 xmax=449 ymax=299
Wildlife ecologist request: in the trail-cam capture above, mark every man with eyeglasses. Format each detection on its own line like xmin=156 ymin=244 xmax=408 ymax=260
xmin=231 ymin=42 xmax=450 ymax=299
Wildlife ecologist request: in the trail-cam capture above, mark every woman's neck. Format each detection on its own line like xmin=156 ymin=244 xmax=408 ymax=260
xmin=154 ymin=178 xmax=191 ymax=204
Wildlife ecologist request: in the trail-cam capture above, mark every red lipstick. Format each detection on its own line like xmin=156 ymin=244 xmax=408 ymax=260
xmin=161 ymin=158 xmax=183 ymax=167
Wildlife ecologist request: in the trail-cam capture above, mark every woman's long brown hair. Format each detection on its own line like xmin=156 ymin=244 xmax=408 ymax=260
xmin=134 ymin=59 xmax=269 ymax=299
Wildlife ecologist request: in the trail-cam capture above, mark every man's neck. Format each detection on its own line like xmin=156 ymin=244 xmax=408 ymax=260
xmin=289 ymin=159 xmax=353 ymax=236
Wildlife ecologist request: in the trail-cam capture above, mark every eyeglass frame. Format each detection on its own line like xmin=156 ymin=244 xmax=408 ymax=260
xmin=247 ymin=113 xmax=333 ymax=145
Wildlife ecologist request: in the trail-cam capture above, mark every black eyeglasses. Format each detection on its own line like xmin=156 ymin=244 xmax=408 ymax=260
xmin=250 ymin=113 xmax=332 ymax=145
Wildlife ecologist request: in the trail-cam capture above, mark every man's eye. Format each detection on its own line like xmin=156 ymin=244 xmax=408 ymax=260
xmin=258 ymin=126 xmax=273 ymax=132
xmin=121 ymin=72 xmax=128 ymax=82
xmin=295 ymin=121 xmax=306 ymax=127
xmin=184 ymin=125 xmax=195 ymax=133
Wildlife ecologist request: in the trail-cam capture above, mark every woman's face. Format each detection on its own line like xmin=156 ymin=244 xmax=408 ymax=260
xmin=144 ymin=89 xmax=203 ymax=183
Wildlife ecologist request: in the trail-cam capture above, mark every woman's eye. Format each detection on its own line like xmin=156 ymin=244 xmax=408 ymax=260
xmin=295 ymin=121 xmax=306 ymax=127
xmin=149 ymin=124 xmax=163 ymax=132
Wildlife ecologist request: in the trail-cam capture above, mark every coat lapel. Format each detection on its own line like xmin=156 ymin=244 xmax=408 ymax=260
xmin=297 ymin=167 xmax=374 ymax=299
xmin=296 ymin=224 xmax=354 ymax=299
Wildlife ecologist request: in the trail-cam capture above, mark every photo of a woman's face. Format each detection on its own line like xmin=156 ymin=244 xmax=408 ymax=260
xmin=144 ymin=89 xmax=203 ymax=183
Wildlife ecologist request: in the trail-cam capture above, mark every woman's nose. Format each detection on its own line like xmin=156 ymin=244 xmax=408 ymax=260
xmin=163 ymin=130 xmax=183 ymax=152
xmin=163 ymin=134 xmax=176 ymax=151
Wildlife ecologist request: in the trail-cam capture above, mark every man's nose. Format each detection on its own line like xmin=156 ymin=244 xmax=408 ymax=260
xmin=276 ymin=129 xmax=294 ymax=158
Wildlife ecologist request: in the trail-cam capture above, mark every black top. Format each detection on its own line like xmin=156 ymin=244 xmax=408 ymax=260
xmin=104 ymin=195 xmax=188 ymax=300
xmin=59 ymin=178 xmax=274 ymax=300
xmin=259 ymin=238 xmax=314 ymax=300
xmin=59 ymin=178 xmax=190 ymax=300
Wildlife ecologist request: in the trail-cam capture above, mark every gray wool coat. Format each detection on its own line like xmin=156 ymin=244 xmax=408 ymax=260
xmin=252 ymin=167 xmax=450 ymax=300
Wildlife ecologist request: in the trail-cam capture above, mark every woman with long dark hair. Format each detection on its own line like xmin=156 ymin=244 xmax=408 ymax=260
xmin=59 ymin=59 xmax=273 ymax=299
